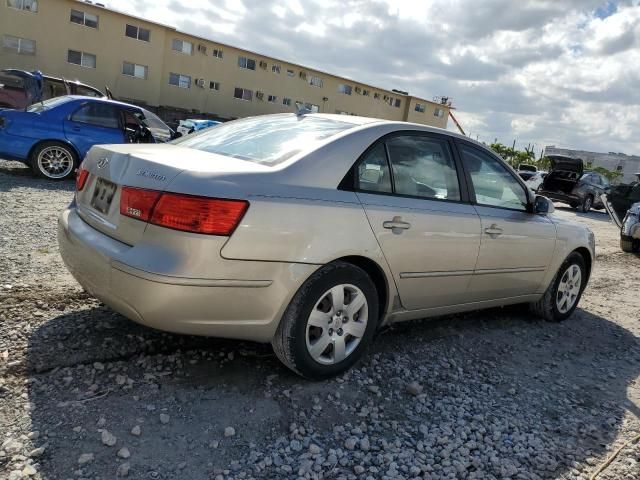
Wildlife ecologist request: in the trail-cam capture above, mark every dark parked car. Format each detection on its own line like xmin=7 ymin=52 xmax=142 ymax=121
xmin=0 ymin=96 xmax=174 ymax=180
xmin=602 ymin=174 xmax=640 ymax=252
xmin=0 ymin=69 xmax=107 ymax=110
xmin=537 ymin=155 xmax=609 ymax=213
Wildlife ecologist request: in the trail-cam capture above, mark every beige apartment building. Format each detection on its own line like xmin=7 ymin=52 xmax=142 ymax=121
xmin=0 ymin=0 xmax=451 ymax=127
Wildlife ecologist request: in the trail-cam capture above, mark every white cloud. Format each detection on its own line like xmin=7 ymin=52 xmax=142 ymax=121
xmin=107 ymin=0 xmax=640 ymax=154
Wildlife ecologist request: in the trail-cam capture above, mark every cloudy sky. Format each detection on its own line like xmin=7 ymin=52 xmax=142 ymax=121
xmin=107 ymin=0 xmax=639 ymax=156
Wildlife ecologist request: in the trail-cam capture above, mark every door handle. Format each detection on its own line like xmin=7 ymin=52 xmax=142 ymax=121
xmin=484 ymin=223 xmax=503 ymax=237
xmin=383 ymin=216 xmax=411 ymax=234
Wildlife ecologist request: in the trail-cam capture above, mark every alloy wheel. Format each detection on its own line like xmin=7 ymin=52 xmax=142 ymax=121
xmin=37 ymin=146 xmax=74 ymax=179
xmin=305 ymin=284 xmax=368 ymax=365
xmin=556 ymin=264 xmax=582 ymax=313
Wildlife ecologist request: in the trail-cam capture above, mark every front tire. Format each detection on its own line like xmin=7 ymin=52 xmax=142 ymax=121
xmin=621 ymin=235 xmax=640 ymax=253
xmin=29 ymin=141 xmax=77 ymax=180
xmin=530 ymin=252 xmax=587 ymax=322
xmin=272 ymin=261 xmax=378 ymax=379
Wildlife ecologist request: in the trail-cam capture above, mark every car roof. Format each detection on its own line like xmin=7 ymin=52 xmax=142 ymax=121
xmin=64 ymin=95 xmax=145 ymax=110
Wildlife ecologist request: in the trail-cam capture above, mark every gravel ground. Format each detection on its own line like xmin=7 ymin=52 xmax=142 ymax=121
xmin=1 ymin=158 xmax=639 ymax=480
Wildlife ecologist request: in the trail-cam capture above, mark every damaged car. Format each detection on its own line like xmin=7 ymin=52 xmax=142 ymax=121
xmin=537 ymin=155 xmax=609 ymax=213
xmin=602 ymin=174 xmax=640 ymax=253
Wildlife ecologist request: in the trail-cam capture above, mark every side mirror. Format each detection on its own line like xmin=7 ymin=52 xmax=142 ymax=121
xmin=534 ymin=195 xmax=555 ymax=215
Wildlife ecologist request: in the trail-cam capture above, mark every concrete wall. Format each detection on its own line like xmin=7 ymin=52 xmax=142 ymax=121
xmin=0 ymin=0 xmax=450 ymax=127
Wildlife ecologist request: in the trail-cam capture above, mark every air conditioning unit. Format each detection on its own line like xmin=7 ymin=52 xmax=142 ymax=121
xmin=195 ymin=78 xmax=205 ymax=88
xmin=197 ymin=44 xmax=207 ymax=53
xmin=259 ymin=61 xmax=267 ymax=69
xmin=256 ymin=91 xmax=264 ymax=99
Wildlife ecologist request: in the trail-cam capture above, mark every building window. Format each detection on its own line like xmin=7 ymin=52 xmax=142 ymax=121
xmin=286 ymin=69 xmax=295 ymax=77
xmin=171 ymin=39 xmax=193 ymax=55
xmin=70 ymin=9 xmax=98 ymax=28
xmin=338 ymin=84 xmax=352 ymax=95
xmin=68 ymin=49 xmax=96 ymax=68
xmin=125 ymin=24 xmax=150 ymax=42
xmin=212 ymin=48 xmax=223 ymax=59
xmin=362 ymin=89 xmax=370 ymax=96
xmin=282 ymin=97 xmax=292 ymax=106
xmin=6 ymin=0 xmax=37 ymax=12
xmin=272 ymin=65 xmax=281 ymax=74
xmin=209 ymin=81 xmax=220 ymax=91
xmin=122 ymin=61 xmax=148 ymax=79
xmin=233 ymin=87 xmax=253 ymax=101
xmin=237 ymin=56 xmax=256 ymax=70
xmin=394 ymin=98 xmax=402 ymax=108
xmin=415 ymin=103 xmax=425 ymax=113
xmin=169 ymin=72 xmax=191 ymax=88
xmin=267 ymin=94 xmax=277 ymax=103
xmin=2 ymin=34 xmax=35 ymax=55
xmin=308 ymin=75 xmax=323 ymax=88
xmin=374 ymin=92 xmax=380 ymax=99
xmin=434 ymin=107 xmax=445 ymax=118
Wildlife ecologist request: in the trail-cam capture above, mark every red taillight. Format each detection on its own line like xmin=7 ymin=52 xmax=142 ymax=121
xmin=120 ymin=187 xmax=162 ymax=222
xmin=119 ymin=187 xmax=248 ymax=236
xmin=151 ymin=193 xmax=249 ymax=235
xmin=76 ymin=165 xmax=89 ymax=191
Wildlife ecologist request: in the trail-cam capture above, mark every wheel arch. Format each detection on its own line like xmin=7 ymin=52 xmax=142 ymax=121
xmin=572 ymin=246 xmax=592 ymax=284
xmin=333 ymin=255 xmax=390 ymax=326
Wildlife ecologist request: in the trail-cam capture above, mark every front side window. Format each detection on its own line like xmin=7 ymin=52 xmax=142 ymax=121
xmin=386 ymin=136 xmax=460 ymax=201
xmin=2 ymin=34 xmax=35 ymax=55
xmin=70 ymin=9 xmax=98 ymax=28
xmin=68 ymin=49 xmax=96 ymax=68
xmin=356 ymin=144 xmax=392 ymax=194
xmin=171 ymin=39 xmax=192 ymax=55
xmin=173 ymin=115 xmax=353 ymax=166
xmin=71 ymin=102 xmax=120 ymax=129
xmin=168 ymin=72 xmax=191 ymax=88
xmin=459 ymin=144 xmax=528 ymax=211
xmin=7 ymin=0 xmax=37 ymax=12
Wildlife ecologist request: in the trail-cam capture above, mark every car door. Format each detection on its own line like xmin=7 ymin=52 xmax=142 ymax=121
xmin=354 ymin=133 xmax=482 ymax=310
xmin=457 ymin=142 xmax=556 ymax=301
xmin=63 ymin=101 xmax=125 ymax=157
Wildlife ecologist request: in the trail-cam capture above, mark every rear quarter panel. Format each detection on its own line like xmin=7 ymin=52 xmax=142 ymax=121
xmin=0 ymin=110 xmax=58 ymax=160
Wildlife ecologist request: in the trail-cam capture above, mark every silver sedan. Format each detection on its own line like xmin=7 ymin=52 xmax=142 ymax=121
xmin=58 ymin=113 xmax=595 ymax=378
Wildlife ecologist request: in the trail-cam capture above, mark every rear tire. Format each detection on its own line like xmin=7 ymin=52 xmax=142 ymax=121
xmin=530 ymin=252 xmax=586 ymax=322
xmin=29 ymin=141 xmax=78 ymax=180
xmin=580 ymin=195 xmax=593 ymax=213
xmin=621 ymin=235 xmax=640 ymax=253
xmin=272 ymin=261 xmax=378 ymax=379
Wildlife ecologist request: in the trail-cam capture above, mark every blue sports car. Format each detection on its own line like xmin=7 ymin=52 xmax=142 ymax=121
xmin=0 ymin=96 xmax=174 ymax=180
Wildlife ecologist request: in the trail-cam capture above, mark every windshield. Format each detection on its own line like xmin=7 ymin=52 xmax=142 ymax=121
xmin=173 ymin=114 xmax=354 ymax=165
xmin=26 ymin=96 xmax=72 ymax=113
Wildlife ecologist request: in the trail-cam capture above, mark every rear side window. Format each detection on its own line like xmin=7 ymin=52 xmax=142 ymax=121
xmin=71 ymin=102 xmax=120 ymax=129
xmin=356 ymin=144 xmax=392 ymax=193
xmin=174 ymin=115 xmax=353 ymax=165
xmin=386 ymin=136 xmax=460 ymax=201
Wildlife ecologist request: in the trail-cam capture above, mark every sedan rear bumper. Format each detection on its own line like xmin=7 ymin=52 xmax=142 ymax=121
xmin=58 ymin=207 xmax=316 ymax=342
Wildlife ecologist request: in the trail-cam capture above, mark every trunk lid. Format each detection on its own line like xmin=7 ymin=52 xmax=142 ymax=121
xmin=548 ymin=155 xmax=584 ymax=175
xmin=76 ymin=143 xmax=270 ymax=245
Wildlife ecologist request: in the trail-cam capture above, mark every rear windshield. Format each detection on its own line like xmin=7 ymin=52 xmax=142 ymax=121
xmin=173 ymin=115 xmax=354 ymax=165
